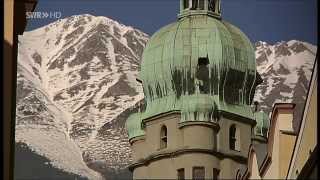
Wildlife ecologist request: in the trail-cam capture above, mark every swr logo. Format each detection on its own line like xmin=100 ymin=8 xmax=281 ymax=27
xmin=26 ymin=11 xmax=62 ymax=19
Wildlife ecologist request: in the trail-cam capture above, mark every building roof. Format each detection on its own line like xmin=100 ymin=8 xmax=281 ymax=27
xmin=242 ymin=103 xmax=296 ymax=179
xmin=140 ymin=15 xmax=260 ymax=118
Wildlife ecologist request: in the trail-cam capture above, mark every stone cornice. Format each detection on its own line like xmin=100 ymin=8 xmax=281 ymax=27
xmin=129 ymin=135 xmax=146 ymax=145
xmin=178 ymin=10 xmax=222 ymax=20
xmin=178 ymin=121 xmax=220 ymax=131
xmin=128 ymin=148 xmax=247 ymax=171
xmin=141 ymin=109 xmax=256 ymax=128
xmin=219 ymin=110 xmax=257 ymax=126
xmin=252 ymin=135 xmax=268 ymax=143
xmin=142 ymin=111 xmax=180 ymax=127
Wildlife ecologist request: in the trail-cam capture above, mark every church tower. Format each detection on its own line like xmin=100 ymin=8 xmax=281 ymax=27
xmin=126 ymin=0 xmax=268 ymax=179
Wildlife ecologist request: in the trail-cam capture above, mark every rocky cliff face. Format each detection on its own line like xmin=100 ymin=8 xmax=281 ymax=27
xmin=16 ymin=14 xmax=316 ymax=179
xmin=16 ymin=14 xmax=147 ymax=179
xmin=254 ymin=40 xmax=317 ymax=131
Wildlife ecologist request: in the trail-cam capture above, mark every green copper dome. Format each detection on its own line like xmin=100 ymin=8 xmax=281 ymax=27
xmin=126 ymin=0 xmax=262 ymax=140
xmin=254 ymin=111 xmax=269 ymax=137
xmin=139 ymin=15 xmax=261 ymax=119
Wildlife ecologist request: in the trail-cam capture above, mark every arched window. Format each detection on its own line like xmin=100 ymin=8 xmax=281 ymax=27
xmin=160 ymin=125 xmax=167 ymax=149
xmin=229 ymin=124 xmax=240 ymax=151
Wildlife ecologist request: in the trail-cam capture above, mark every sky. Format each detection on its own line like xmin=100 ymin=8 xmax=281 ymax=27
xmin=26 ymin=0 xmax=318 ymax=45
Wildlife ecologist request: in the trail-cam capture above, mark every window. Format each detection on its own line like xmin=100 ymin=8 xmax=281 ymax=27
xmin=177 ymin=168 xmax=185 ymax=180
xmin=199 ymin=0 xmax=205 ymax=9
xmin=160 ymin=125 xmax=167 ymax=149
xmin=183 ymin=0 xmax=189 ymax=9
xmin=213 ymin=168 xmax=220 ymax=180
xmin=193 ymin=167 xmax=205 ymax=180
xmin=196 ymin=57 xmax=210 ymax=94
xmin=198 ymin=57 xmax=209 ymax=66
xmin=191 ymin=0 xmax=198 ymax=10
xmin=190 ymin=0 xmax=205 ymax=10
xmin=236 ymin=170 xmax=242 ymax=180
xmin=229 ymin=125 xmax=236 ymax=150
xmin=229 ymin=124 xmax=240 ymax=151
xmin=208 ymin=0 xmax=216 ymax=11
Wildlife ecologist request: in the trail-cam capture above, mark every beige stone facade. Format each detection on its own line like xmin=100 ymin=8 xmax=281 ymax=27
xmin=129 ymin=112 xmax=256 ymax=179
xmin=128 ymin=63 xmax=318 ymax=179
xmin=287 ymin=61 xmax=318 ymax=179
xmin=243 ymin=61 xmax=318 ymax=180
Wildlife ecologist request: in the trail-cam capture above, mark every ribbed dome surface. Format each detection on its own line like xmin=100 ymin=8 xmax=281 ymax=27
xmin=140 ymin=15 xmax=260 ymax=118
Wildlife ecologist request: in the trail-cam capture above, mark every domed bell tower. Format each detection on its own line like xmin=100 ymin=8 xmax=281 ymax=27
xmin=126 ymin=0 xmax=266 ymax=179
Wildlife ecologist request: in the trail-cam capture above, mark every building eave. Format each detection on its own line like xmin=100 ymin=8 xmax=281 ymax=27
xmin=258 ymin=103 xmax=296 ymax=176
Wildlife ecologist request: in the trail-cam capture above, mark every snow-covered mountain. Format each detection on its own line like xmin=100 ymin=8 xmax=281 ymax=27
xmin=16 ymin=14 xmax=148 ymax=179
xmin=253 ymin=40 xmax=317 ymax=131
xmin=15 ymin=14 xmax=316 ymax=179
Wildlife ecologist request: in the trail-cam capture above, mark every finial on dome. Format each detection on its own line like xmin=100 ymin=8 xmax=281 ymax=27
xmin=179 ymin=0 xmax=221 ymax=19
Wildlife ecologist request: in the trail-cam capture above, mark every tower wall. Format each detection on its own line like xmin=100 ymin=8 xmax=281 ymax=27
xmin=218 ymin=116 xmax=253 ymax=157
xmin=133 ymin=153 xmax=220 ymax=179
xmin=126 ymin=1 xmax=264 ymax=179
xmin=130 ymin=113 xmax=253 ymax=179
xmin=219 ymin=158 xmax=247 ymax=178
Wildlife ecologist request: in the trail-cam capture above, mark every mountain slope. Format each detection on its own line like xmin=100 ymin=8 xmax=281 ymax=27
xmin=16 ymin=14 xmax=148 ymax=179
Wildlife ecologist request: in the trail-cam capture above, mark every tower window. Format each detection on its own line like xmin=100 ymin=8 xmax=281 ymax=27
xmin=193 ymin=167 xmax=205 ymax=180
xmin=229 ymin=124 xmax=240 ymax=151
xmin=191 ymin=0 xmax=198 ymax=10
xmin=213 ymin=168 xmax=220 ymax=180
xmin=198 ymin=57 xmax=209 ymax=66
xmin=183 ymin=0 xmax=189 ymax=9
xmin=208 ymin=0 xmax=216 ymax=12
xmin=196 ymin=57 xmax=210 ymax=94
xmin=177 ymin=168 xmax=185 ymax=180
xmin=160 ymin=125 xmax=167 ymax=149
xmin=199 ymin=0 xmax=205 ymax=10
